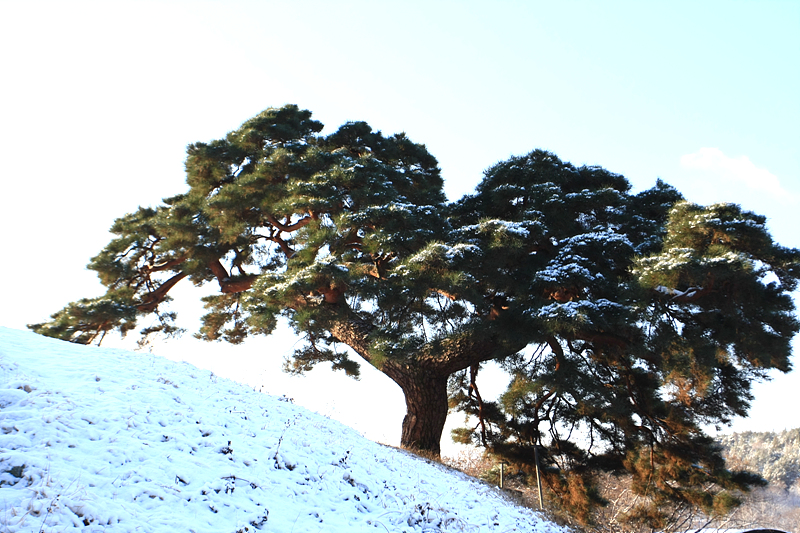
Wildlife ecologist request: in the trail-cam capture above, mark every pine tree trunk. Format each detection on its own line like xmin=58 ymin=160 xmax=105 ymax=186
xmin=394 ymin=370 xmax=449 ymax=456
xmin=330 ymin=315 xmax=523 ymax=456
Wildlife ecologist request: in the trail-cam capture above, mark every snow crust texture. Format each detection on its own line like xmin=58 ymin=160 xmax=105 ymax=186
xmin=0 ymin=327 xmax=563 ymax=533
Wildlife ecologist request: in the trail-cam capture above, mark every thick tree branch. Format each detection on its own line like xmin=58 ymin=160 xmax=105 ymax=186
xmin=547 ymin=336 xmax=566 ymax=372
xmin=266 ymin=213 xmax=314 ymax=233
xmin=270 ymin=234 xmax=295 ymax=258
xmin=143 ymin=256 xmax=187 ymax=273
xmin=412 ymin=329 xmax=528 ymax=376
xmin=136 ymin=271 xmax=189 ymax=312
xmin=576 ymin=331 xmax=629 ymax=349
xmin=488 ymin=295 xmax=509 ymax=320
xmin=328 ymin=311 xmax=378 ymax=367
xmin=433 ymin=289 xmax=458 ymax=301
xmin=365 ymin=251 xmax=394 ymax=279
xmin=208 ymin=259 xmax=258 ymax=293
xmin=326 ymin=308 xmax=497 ymax=383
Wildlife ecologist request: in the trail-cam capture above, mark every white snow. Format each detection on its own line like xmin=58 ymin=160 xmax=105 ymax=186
xmin=533 ymin=299 xmax=627 ymax=322
xmin=654 ymin=285 xmax=703 ymax=299
xmin=457 ymin=220 xmax=532 ymax=239
xmin=0 ymin=327 xmax=565 ymax=533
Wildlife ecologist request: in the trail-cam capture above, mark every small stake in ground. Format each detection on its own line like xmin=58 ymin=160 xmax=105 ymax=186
xmin=534 ymin=446 xmax=544 ymax=510
xmin=499 ymin=460 xmax=508 ymax=489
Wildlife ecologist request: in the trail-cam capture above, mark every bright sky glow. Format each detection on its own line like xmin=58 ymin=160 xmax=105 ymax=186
xmin=681 ymin=148 xmax=793 ymax=201
xmin=0 ymin=0 xmax=798 ymax=450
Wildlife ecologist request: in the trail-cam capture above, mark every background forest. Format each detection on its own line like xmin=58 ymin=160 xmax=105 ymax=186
xmin=718 ymin=428 xmax=800 ymax=531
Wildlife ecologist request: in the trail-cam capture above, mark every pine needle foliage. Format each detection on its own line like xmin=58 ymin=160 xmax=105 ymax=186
xmin=28 ymin=110 xmax=800 ymax=526
xmin=447 ymin=150 xmax=799 ymax=527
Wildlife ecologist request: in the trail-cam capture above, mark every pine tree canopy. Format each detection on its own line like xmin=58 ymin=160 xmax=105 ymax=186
xmin=448 ymin=152 xmax=799 ymax=526
xmin=29 ymin=106 xmax=800 ymax=526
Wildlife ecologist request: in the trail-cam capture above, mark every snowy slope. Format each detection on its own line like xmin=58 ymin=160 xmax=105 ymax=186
xmin=0 ymin=327 xmax=565 ymax=533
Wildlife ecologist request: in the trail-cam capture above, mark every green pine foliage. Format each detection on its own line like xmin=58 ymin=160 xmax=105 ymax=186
xmin=28 ymin=108 xmax=800 ymax=526
xmin=447 ymin=150 xmax=799 ymax=527
xmin=28 ymin=290 xmax=139 ymax=345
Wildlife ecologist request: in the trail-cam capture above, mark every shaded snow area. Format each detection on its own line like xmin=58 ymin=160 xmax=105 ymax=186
xmin=0 ymin=327 xmax=564 ymax=533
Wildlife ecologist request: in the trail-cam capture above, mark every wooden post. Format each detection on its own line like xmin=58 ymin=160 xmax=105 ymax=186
xmin=500 ymin=461 xmax=506 ymax=488
xmin=534 ymin=446 xmax=544 ymax=510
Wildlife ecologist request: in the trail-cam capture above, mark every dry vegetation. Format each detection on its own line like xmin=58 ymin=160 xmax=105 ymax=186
xmin=440 ymin=429 xmax=800 ymax=533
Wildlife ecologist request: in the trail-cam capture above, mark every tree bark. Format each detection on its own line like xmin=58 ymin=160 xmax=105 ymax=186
xmin=208 ymin=259 xmax=258 ymax=293
xmin=136 ymin=272 xmax=189 ymax=312
xmin=393 ymin=369 xmax=450 ymax=456
xmin=329 ymin=313 xmax=529 ymax=456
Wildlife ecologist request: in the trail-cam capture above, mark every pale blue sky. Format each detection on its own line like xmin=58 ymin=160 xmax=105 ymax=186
xmin=1 ymin=1 xmax=798 ymax=449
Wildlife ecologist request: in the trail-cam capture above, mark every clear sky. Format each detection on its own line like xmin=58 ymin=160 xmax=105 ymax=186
xmin=1 ymin=0 xmax=798 ymax=451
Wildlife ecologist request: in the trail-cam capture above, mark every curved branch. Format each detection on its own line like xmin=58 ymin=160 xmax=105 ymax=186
xmin=546 ymin=336 xmax=566 ymax=372
xmin=469 ymin=364 xmax=489 ymax=447
xmin=433 ymin=289 xmax=458 ymax=301
xmin=144 ymin=256 xmax=187 ymax=273
xmin=136 ymin=271 xmax=189 ymax=312
xmin=415 ymin=329 xmax=528 ymax=375
xmin=270 ymin=234 xmax=295 ymax=258
xmin=327 ymin=307 xmax=527 ymax=384
xmin=328 ymin=311 xmax=378 ymax=367
xmin=251 ymin=232 xmax=295 ymax=258
xmin=364 ymin=251 xmax=394 ymax=279
xmin=575 ymin=331 xmax=629 ymax=349
xmin=266 ymin=213 xmax=314 ymax=233
xmin=208 ymin=259 xmax=258 ymax=293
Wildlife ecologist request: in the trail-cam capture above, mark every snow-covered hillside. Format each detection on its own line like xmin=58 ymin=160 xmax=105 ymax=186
xmin=0 ymin=327 xmax=564 ymax=533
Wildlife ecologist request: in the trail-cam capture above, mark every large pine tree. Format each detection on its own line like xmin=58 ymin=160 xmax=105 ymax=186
xmin=30 ymin=109 xmax=799 ymax=523
xmin=31 ymin=105 xmax=524 ymax=453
